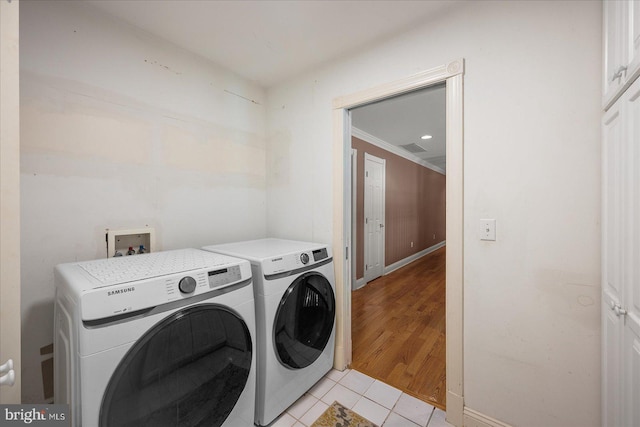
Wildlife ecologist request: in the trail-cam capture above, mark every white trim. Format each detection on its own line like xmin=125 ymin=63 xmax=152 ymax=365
xmin=0 ymin=0 xmax=22 ymax=404
xmin=463 ymin=408 xmax=512 ymax=427
xmin=352 ymin=127 xmax=446 ymax=175
xmin=384 ymin=241 xmax=446 ymax=275
xmin=353 ymin=277 xmax=366 ymax=290
xmin=332 ymin=58 xmax=464 ymax=426
xmin=333 ymin=59 xmax=464 ymax=109
xmin=444 ymin=71 xmax=464 ymax=425
xmin=351 ymin=149 xmax=358 ymax=290
xmin=446 ymin=391 xmax=464 ymax=427
xmin=333 ymin=107 xmax=351 ymax=371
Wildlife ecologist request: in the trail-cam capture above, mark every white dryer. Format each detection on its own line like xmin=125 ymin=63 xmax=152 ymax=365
xmin=202 ymin=239 xmax=336 ymax=426
xmin=54 ymin=248 xmax=256 ymax=427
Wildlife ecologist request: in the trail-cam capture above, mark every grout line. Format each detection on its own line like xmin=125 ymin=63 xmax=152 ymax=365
xmin=425 ymin=406 xmax=435 ymax=427
xmin=284 ymin=370 xmax=440 ymax=427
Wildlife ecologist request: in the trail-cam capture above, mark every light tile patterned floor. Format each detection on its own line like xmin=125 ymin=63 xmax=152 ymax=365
xmin=269 ymin=369 xmax=453 ymax=427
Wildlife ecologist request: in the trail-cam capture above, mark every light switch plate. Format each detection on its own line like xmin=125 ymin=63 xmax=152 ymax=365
xmin=480 ymin=219 xmax=496 ymax=241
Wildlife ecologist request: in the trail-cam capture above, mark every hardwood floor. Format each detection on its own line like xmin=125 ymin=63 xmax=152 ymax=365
xmin=351 ymin=246 xmax=446 ymax=410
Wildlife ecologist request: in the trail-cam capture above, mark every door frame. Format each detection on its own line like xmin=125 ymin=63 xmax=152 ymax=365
xmin=363 ymin=152 xmax=386 ymax=284
xmin=351 ymin=149 xmax=359 ymax=291
xmin=0 ymin=0 xmax=22 ymax=403
xmin=332 ymin=59 xmax=464 ymax=426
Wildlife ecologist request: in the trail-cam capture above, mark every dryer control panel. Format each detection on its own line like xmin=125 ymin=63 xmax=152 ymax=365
xmin=262 ymin=246 xmax=332 ymax=276
xmin=55 ymin=249 xmax=251 ymax=322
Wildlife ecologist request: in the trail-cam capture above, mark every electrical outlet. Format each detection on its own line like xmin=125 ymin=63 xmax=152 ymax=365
xmin=411 ymin=241 xmax=414 ymax=248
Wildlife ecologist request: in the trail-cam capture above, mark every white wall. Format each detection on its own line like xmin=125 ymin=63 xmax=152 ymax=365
xmin=20 ymin=1 xmax=267 ymax=402
xmin=266 ymin=1 xmax=602 ymax=426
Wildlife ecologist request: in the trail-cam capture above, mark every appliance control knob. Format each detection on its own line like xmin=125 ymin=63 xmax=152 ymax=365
xmin=179 ymin=276 xmax=197 ymax=294
xmin=300 ymin=253 xmax=309 ymax=265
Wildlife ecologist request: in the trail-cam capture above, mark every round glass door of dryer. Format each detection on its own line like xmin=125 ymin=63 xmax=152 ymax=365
xmin=273 ymin=272 xmax=335 ymax=369
xmin=99 ymin=304 xmax=252 ymax=427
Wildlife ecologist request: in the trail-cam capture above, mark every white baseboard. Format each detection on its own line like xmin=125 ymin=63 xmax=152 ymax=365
xmin=463 ymin=408 xmax=512 ymax=427
xmin=353 ymin=277 xmax=366 ymax=290
xmin=446 ymin=391 xmax=464 ymax=427
xmin=333 ymin=341 xmax=347 ymax=371
xmin=353 ymin=241 xmax=445 ymax=289
xmin=384 ymin=241 xmax=446 ymax=275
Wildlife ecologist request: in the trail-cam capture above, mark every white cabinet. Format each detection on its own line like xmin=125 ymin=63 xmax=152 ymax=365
xmin=602 ymin=91 xmax=623 ymax=427
xmin=602 ymin=76 xmax=640 ymax=427
xmin=603 ymin=0 xmax=640 ymax=109
xmin=604 ymin=0 xmax=628 ymax=104
xmin=630 ymin=0 xmax=640 ymax=72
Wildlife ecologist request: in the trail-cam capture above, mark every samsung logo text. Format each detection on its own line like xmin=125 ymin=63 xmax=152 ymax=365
xmin=107 ymin=287 xmax=135 ymax=296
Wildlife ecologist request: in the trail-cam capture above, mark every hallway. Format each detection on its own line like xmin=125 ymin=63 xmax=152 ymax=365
xmin=351 ymin=247 xmax=446 ymax=410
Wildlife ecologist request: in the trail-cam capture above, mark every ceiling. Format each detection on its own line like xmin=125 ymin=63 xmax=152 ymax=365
xmin=86 ymin=0 xmax=461 ymax=88
xmin=352 ymin=85 xmax=446 ymax=173
xmin=85 ymin=0 xmax=450 ymax=172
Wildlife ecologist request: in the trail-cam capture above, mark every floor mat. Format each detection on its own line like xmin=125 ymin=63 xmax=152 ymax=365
xmin=311 ymin=401 xmax=378 ymax=427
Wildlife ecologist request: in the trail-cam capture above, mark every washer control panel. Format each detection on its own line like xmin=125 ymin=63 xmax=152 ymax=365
xmin=312 ymin=248 xmax=328 ymax=262
xmin=178 ymin=276 xmax=197 ymax=294
xmin=73 ymin=249 xmax=251 ymax=321
xmin=207 ymin=265 xmax=242 ymax=289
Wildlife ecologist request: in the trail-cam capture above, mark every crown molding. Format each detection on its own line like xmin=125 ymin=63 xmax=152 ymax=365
xmin=351 ymin=127 xmax=446 ymax=175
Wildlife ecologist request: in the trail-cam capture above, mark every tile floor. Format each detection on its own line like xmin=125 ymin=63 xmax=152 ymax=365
xmin=269 ymin=369 xmax=453 ymax=427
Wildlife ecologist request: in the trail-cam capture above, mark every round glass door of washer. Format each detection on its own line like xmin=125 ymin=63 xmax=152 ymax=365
xmin=100 ymin=304 xmax=252 ymax=427
xmin=273 ymin=272 xmax=335 ymax=369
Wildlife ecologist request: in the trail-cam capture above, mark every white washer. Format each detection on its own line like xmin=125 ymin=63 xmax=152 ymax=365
xmin=54 ymin=248 xmax=256 ymax=427
xmin=202 ymin=239 xmax=336 ymax=426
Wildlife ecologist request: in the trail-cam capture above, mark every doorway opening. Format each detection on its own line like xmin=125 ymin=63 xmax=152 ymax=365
xmin=349 ymin=84 xmax=447 ymax=409
xmin=332 ymin=59 xmax=464 ymax=425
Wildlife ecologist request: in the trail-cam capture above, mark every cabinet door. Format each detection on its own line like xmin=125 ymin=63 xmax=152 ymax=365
xmin=623 ymin=329 xmax=640 ymax=427
xmin=623 ymin=76 xmax=640 ymax=427
xmin=603 ymin=301 xmax=623 ymax=427
xmin=604 ymin=75 xmax=640 ymax=427
xmin=604 ymin=0 xmax=629 ymax=104
xmin=628 ymin=1 xmax=640 ymax=78
xmin=602 ymin=98 xmax=624 ymax=427
xmin=602 ymin=100 xmax=624 ymax=313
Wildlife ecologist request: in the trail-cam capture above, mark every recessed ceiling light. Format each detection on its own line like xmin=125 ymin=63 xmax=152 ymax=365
xmin=421 ymin=135 xmax=432 ymax=140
